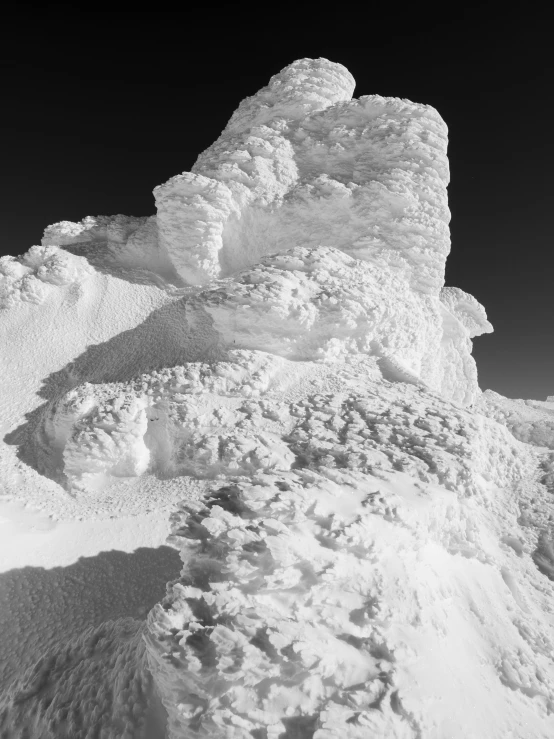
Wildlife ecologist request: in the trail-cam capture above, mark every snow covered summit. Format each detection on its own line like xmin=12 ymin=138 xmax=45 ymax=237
xmin=23 ymin=58 xmax=491 ymax=410
xmin=1 ymin=59 xmax=553 ymax=739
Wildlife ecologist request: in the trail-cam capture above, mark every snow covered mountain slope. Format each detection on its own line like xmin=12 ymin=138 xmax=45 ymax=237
xmin=1 ymin=58 xmax=553 ymax=739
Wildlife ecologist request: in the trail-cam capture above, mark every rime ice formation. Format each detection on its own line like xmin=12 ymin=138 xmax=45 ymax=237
xmin=0 ymin=245 xmax=93 ymax=308
xmin=155 ymin=58 xmax=449 ymax=296
xmin=1 ymin=58 xmax=554 ymax=739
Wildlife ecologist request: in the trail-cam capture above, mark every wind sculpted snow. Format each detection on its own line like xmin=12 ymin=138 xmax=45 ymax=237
xmin=1 ymin=58 xmax=553 ymax=739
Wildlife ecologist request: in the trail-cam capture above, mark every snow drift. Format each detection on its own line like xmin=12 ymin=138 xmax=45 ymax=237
xmin=1 ymin=57 xmax=554 ymax=739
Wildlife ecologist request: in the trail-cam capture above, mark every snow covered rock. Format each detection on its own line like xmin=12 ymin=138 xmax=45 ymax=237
xmin=35 ymin=306 xmax=488 ymax=493
xmin=3 ymin=57 xmax=553 ymax=739
xmin=474 ymin=391 xmax=554 ymax=584
xmin=155 ymin=58 xmax=450 ymax=295
xmin=197 ymin=246 xmax=441 ymax=363
xmin=21 ymin=59 xmax=487 ymax=406
xmin=36 ymin=352 xmax=293 ymax=491
xmin=0 ymin=245 xmax=93 ymax=308
xmin=440 ymin=287 xmax=493 ymax=339
xmin=54 ymin=387 xmax=150 ymax=492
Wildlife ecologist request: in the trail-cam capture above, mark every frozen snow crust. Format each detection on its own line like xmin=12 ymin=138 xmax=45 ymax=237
xmin=33 ymin=244 xmax=490 ymax=494
xmin=2 ymin=58 xmax=554 ymax=738
xmin=0 ymin=245 xmax=93 ymax=308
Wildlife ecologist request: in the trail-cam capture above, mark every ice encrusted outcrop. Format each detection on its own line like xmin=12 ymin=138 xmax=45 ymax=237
xmin=3 ymin=58 xmax=554 ymax=739
xmin=35 ymin=244 xmax=490 ymax=494
xmin=33 ymin=58 xmax=491 ymax=407
xmin=34 ymin=240 xmax=491 ymax=493
xmin=42 ymin=214 xmax=152 ymax=248
xmin=155 ymin=58 xmax=449 ymax=295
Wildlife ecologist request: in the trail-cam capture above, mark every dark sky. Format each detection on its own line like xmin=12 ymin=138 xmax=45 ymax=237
xmin=2 ymin=12 xmax=552 ymax=400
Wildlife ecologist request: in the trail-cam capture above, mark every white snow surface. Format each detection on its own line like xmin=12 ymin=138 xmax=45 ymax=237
xmin=1 ymin=58 xmax=553 ymax=738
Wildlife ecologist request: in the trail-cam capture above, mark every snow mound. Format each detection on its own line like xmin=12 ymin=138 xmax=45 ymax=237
xmin=0 ymin=245 xmax=93 ymax=308
xmin=225 ymin=58 xmax=356 ymax=133
xmin=440 ymin=287 xmax=493 ymax=338
xmin=35 ymin=351 xmax=292 ymax=491
xmin=0 ymin=619 xmax=166 ymax=739
xmin=35 ymin=327 xmax=492 ymax=494
xmin=3 ymin=57 xmax=553 ymax=739
xmin=155 ymin=58 xmax=450 ymax=294
xmin=41 ymin=214 xmax=180 ymax=283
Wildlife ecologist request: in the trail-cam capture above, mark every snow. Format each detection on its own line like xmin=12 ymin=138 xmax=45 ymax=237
xmin=145 ymin=365 xmax=554 ymax=738
xmin=1 ymin=57 xmax=553 ymax=738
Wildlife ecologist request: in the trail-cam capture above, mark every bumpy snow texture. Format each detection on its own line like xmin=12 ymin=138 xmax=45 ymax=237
xmin=2 ymin=58 xmax=554 ymax=739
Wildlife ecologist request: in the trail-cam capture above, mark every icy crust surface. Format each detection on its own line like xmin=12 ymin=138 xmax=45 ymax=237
xmin=224 ymin=58 xmax=356 ymax=133
xmin=0 ymin=619 xmax=166 ymax=739
xmin=144 ymin=368 xmax=554 ymax=739
xmin=154 ymin=58 xmax=451 ymax=294
xmin=3 ymin=57 xmax=553 ymax=739
xmin=196 ymin=246 xmax=489 ymax=404
xmin=0 ymin=245 xmax=93 ymax=308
